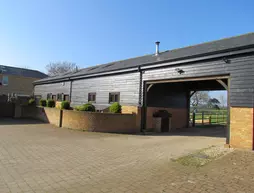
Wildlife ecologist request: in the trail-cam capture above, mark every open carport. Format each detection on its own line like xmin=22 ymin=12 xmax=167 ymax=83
xmin=142 ymin=75 xmax=229 ymax=143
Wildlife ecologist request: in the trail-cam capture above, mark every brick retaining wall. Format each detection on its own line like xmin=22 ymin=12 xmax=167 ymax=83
xmin=21 ymin=106 xmax=61 ymax=127
xmin=21 ymin=106 xmax=139 ymax=133
xmin=62 ymin=110 xmax=139 ymax=133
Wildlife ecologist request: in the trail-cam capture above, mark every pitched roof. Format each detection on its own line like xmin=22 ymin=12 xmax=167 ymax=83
xmin=35 ymin=32 xmax=254 ymax=83
xmin=0 ymin=65 xmax=47 ymax=79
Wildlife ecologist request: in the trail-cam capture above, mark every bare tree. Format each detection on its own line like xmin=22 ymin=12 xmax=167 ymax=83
xmin=46 ymin=61 xmax=78 ymax=76
xmin=219 ymin=94 xmax=226 ymax=108
xmin=190 ymin=91 xmax=209 ymax=107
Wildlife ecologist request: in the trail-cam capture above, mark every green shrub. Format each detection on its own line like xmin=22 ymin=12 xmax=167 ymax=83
xmin=61 ymin=101 xmax=70 ymax=110
xmin=75 ymin=103 xmax=95 ymax=112
xmin=39 ymin=99 xmax=47 ymax=107
xmin=47 ymin=99 xmax=55 ymax=108
xmin=109 ymin=102 xmax=121 ymax=113
xmin=28 ymin=98 xmax=35 ymax=106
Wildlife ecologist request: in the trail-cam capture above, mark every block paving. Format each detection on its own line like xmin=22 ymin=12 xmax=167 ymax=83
xmin=0 ymin=119 xmax=253 ymax=193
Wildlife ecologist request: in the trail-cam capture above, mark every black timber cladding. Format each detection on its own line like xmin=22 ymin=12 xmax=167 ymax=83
xmin=34 ymin=82 xmax=71 ymax=99
xmin=147 ymin=83 xmax=188 ymax=108
xmin=142 ymin=53 xmax=254 ymax=107
xmin=33 ymin=32 xmax=254 ymax=108
xmin=71 ymin=72 xmax=139 ymax=108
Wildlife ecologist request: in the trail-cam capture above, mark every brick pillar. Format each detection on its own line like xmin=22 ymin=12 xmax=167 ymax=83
xmin=121 ymin=106 xmax=141 ymax=131
xmin=230 ymin=107 xmax=253 ymax=149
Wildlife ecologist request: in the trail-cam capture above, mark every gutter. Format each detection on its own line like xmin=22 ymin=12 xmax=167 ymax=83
xmin=140 ymin=47 xmax=254 ymax=70
xmin=33 ymin=46 xmax=254 ymax=85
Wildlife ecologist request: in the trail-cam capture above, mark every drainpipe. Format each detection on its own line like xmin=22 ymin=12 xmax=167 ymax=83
xmin=138 ymin=66 xmax=147 ymax=133
xmin=138 ymin=66 xmax=142 ymax=106
xmin=69 ymin=78 xmax=73 ymax=103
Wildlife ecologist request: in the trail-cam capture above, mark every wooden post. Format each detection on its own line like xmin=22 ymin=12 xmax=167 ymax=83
xmin=192 ymin=112 xmax=195 ymax=127
xmin=202 ymin=112 xmax=204 ymax=125
xmin=216 ymin=113 xmax=218 ymax=123
xmin=209 ymin=116 xmax=212 ymax=125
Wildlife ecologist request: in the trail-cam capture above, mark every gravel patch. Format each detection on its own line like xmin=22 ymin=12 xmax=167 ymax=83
xmin=173 ymin=145 xmax=234 ymax=167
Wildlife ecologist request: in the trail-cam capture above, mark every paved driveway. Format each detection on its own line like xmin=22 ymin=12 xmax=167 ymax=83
xmin=1 ymin=119 xmax=250 ymax=193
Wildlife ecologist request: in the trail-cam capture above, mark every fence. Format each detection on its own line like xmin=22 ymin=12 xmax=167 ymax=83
xmin=190 ymin=110 xmax=228 ymax=127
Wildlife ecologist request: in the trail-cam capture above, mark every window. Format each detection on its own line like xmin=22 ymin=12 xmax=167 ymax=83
xmin=109 ymin=92 xmax=120 ymax=103
xmin=52 ymin=95 xmax=56 ymax=101
xmin=64 ymin=95 xmax=70 ymax=102
xmin=46 ymin=93 xmax=52 ymax=100
xmin=57 ymin=93 xmax=63 ymax=101
xmin=35 ymin=95 xmax=41 ymax=105
xmin=88 ymin=93 xmax=96 ymax=103
xmin=2 ymin=76 xmax=8 ymax=86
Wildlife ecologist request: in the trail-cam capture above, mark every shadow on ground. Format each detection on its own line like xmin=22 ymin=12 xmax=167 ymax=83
xmin=0 ymin=118 xmax=226 ymax=139
xmin=141 ymin=125 xmax=226 ymax=138
xmin=0 ymin=118 xmax=44 ymax=125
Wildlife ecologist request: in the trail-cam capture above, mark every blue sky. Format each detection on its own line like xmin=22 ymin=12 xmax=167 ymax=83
xmin=0 ymin=0 xmax=254 ymax=102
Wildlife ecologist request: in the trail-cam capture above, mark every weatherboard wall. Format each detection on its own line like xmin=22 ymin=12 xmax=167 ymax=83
xmin=34 ymin=52 xmax=254 ymax=108
xmin=147 ymin=83 xmax=188 ymax=108
xmin=142 ymin=53 xmax=254 ymax=108
xmin=34 ymin=81 xmax=71 ymax=99
xmin=71 ymin=72 xmax=140 ymax=107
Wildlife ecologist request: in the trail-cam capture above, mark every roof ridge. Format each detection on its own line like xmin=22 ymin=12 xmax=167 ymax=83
xmin=0 ymin=65 xmax=46 ymax=74
xmin=77 ymin=32 xmax=254 ymax=71
xmin=34 ymin=32 xmax=254 ymax=84
xmin=166 ymin=32 xmax=254 ymax=53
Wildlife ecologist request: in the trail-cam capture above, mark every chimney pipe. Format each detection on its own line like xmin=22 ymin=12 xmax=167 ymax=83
xmin=155 ymin=41 xmax=160 ymax=56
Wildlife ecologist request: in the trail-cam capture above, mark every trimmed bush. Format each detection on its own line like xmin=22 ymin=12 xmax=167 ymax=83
xmin=39 ymin=99 xmax=47 ymax=107
xmin=75 ymin=103 xmax=95 ymax=112
xmin=61 ymin=101 xmax=70 ymax=110
xmin=28 ymin=98 xmax=35 ymax=106
xmin=109 ymin=102 xmax=122 ymax=113
xmin=47 ymin=99 xmax=55 ymax=108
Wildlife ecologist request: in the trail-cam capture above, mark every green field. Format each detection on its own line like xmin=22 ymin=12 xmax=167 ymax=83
xmin=190 ymin=110 xmax=228 ymax=125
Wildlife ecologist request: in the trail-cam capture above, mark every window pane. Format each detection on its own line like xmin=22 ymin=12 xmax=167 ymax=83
xmin=57 ymin=94 xmax=62 ymax=101
xmin=109 ymin=93 xmax=120 ymax=103
xmin=64 ymin=95 xmax=69 ymax=101
xmin=2 ymin=76 xmax=8 ymax=85
xmin=109 ymin=93 xmax=113 ymax=103
xmin=115 ymin=94 xmax=118 ymax=102
xmin=88 ymin=93 xmax=96 ymax=102
xmin=35 ymin=95 xmax=41 ymax=105
xmin=47 ymin=93 xmax=51 ymax=100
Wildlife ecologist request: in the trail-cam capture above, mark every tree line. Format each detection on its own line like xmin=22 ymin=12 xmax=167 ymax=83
xmin=191 ymin=91 xmax=226 ymax=110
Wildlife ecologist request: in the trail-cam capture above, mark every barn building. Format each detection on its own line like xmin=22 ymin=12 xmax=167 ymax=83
xmin=34 ymin=32 xmax=254 ymax=150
